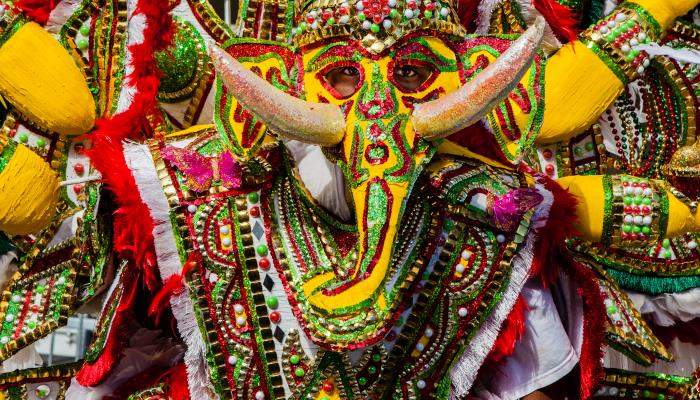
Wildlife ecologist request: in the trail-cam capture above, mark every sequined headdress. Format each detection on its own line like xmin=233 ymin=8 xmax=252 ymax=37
xmin=232 ymin=0 xmax=465 ymax=53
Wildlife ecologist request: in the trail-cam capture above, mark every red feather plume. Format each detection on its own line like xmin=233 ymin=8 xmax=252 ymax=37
xmin=532 ymin=0 xmax=579 ymax=43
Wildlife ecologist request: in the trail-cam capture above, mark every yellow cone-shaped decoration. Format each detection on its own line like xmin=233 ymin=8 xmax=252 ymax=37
xmin=0 ymin=22 xmax=95 ymax=135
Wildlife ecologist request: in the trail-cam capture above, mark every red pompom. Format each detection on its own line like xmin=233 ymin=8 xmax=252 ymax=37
xmin=15 ymin=0 xmax=57 ymax=25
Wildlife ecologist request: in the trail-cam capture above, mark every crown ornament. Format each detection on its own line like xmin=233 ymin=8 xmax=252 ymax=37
xmin=291 ymin=0 xmax=464 ymax=52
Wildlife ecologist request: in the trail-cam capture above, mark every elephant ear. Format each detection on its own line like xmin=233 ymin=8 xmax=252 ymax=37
xmin=447 ymin=35 xmax=545 ymax=163
xmin=214 ymin=39 xmax=302 ymax=159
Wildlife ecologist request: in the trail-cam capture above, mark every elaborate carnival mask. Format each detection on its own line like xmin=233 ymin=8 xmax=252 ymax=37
xmin=206 ymin=0 xmax=545 ymax=347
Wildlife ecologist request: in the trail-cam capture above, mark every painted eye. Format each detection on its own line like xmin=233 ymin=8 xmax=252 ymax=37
xmin=324 ymin=66 xmax=362 ymax=98
xmin=392 ymin=64 xmax=434 ymax=92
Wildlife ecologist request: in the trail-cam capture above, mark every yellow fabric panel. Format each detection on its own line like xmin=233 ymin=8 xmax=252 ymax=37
xmin=557 ymin=175 xmax=605 ymax=242
xmin=536 ymin=41 xmax=624 ymax=144
xmin=667 ymin=191 xmax=699 ymax=237
xmin=0 ymin=145 xmax=58 ymax=235
xmin=0 ymin=22 xmax=95 ymax=136
xmin=629 ymin=0 xmax=699 ymax=31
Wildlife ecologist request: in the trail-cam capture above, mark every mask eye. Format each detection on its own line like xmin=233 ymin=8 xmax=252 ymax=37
xmin=323 ymin=65 xmax=362 ymax=98
xmin=391 ymin=63 xmax=435 ymax=92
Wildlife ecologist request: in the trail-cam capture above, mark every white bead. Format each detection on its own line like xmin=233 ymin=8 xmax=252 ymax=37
xmin=222 ymin=237 xmax=232 ymax=247
xmin=620 ymin=44 xmax=631 ymax=53
xmin=255 ymin=391 xmax=265 ymax=400
xmin=455 ymin=264 xmax=465 ymax=273
xmin=0 ymin=6 xmax=5 ymax=18
xmin=623 ymin=186 xmax=633 ymax=195
xmin=220 ymin=225 xmax=230 ymax=234
xmin=11 ymin=295 xmax=21 ymax=303
xmin=461 ymin=250 xmax=470 ymax=259
xmin=607 ymin=20 xmax=616 ymax=28
xmin=0 ymin=337 xmax=8 ymax=344
xmin=643 ymin=58 xmax=650 ymax=67
xmin=388 ymin=0 xmax=396 ymax=6
xmin=362 ymin=20 xmax=372 ymax=29
xmin=57 ymin=276 xmax=66 ymax=285
xmin=623 ymin=215 xmax=634 ymax=224
xmin=404 ymin=9 xmax=414 ymax=18
xmin=417 ymin=380 xmax=427 ymax=389
xmin=209 ymin=273 xmax=218 ymax=283
xmin=310 ymin=10 xmax=318 ymax=17
xmin=633 ymin=215 xmax=643 ymax=225
xmin=609 ymin=387 xmax=619 ymax=396
xmin=615 ymin=13 xmax=626 ymax=22
xmin=5 ymin=314 xmax=13 ymax=322
xmin=415 ymin=343 xmax=425 ymax=351
xmin=630 ymin=38 xmax=638 ymax=46
xmin=642 ymin=188 xmax=652 ymax=196
xmin=311 ymin=21 xmax=318 ymax=29
xmin=642 ymin=216 xmax=652 ymax=225
xmin=187 ymin=205 xmax=197 ymax=213
xmin=634 ymin=187 xmax=643 ymax=196
xmin=458 ymin=307 xmax=468 ymax=317
xmin=228 ymin=355 xmax=237 ymax=365
xmin=440 ymin=7 xmax=449 ymax=16
xmin=600 ymin=26 xmax=609 ymax=34
xmin=496 ymin=234 xmax=505 ymax=243
xmin=383 ymin=19 xmax=392 ymax=28
xmin=356 ymin=2 xmax=364 ymax=10
xmin=687 ymin=241 xmax=698 ymax=250
xmin=340 ymin=15 xmax=350 ymax=24
xmin=234 ymin=304 xmax=244 ymax=313
xmin=637 ymin=66 xmax=645 ymax=74
xmin=236 ymin=316 xmax=247 ymax=326
xmin=638 ymin=32 xmax=647 ymax=40
xmin=424 ymin=327 xmax=434 ymax=338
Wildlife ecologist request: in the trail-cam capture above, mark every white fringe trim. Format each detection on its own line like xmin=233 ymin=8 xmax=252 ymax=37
xmin=123 ymin=142 xmax=217 ymax=400
xmin=449 ymin=182 xmax=554 ymax=399
xmin=115 ymin=0 xmax=145 ymax=114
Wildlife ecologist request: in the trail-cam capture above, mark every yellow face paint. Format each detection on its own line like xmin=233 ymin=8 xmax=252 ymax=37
xmin=299 ymin=36 xmax=460 ymax=313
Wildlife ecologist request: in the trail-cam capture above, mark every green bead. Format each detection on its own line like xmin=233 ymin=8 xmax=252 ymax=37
xmin=623 ymin=196 xmax=633 ymax=205
xmin=358 ymin=13 xmax=366 ymax=21
xmin=368 ymin=366 xmax=377 ymax=374
xmin=372 ymin=354 xmax=381 ymax=362
xmin=256 ymin=244 xmax=268 ymax=256
xmin=664 ymin=250 xmax=672 ymax=259
xmin=79 ymin=24 xmax=90 ymax=36
xmin=606 ymin=306 xmax=617 ymax=314
xmin=320 ymin=397 xmax=331 ymax=400
xmin=390 ymin=9 xmax=399 ymax=18
xmin=27 ymin=321 xmax=36 ymax=329
xmin=248 ymin=192 xmax=259 ymax=203
xmin=36 ymin=138 xmax=46 ymax=148
xmin=299 ymin=22 xmax=307 ymax=31
xmin=643 ymin=390 xmax=651 ymax=397
xmin=18 ymin=133 xmax=28 ymax=143
xmin=632 ymin=225 xmax=642 ymax=234
xmin=641 ymin=226 xmax=651 ymax=234
xmin=358 ymin=377 xmax=367 ymax=386
xmin=574 ymin=147 xmax=583 ymax=156
xmin=642 ymin=197 xmax=652 ymax=205
xmin=657 ymin=394 xmax=665 ymax=400
xmin=424 ymin=10 xmax=433 ymax=18
xmin=327 ymin=17 xmax=335 ymax=25
xmin=266 ymin=296 xmax=279 ymax=309
xmin=370 ymin=23 xmax=380 ymax=33
xmin=294 ymin=367 xmax=305 ymax=377
xmin=634 ymin=196 xmax=643 ymax=205
xmin=290 ymin=354 xmax=300 ymax=364
xmin=76 ymin=38 xmax=89 ymax=50
xmin=36 ymin=285 xmax=45 ymax=294
xmin=585 ymin=142 xmax=594 ymax=151
xmin=622 ymin=224 xmax=632 ymax=233
xmin=662 ymin=238 xmax=671 ymax=248
xmin=444 ymin=219 xmax=455 ymax=231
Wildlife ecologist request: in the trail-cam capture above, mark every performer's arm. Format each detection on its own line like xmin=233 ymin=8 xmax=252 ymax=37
xmin=535 ymin=0 xmax=698 ymax=144
xmin=557 ymin=175 xmax=698 ymax=244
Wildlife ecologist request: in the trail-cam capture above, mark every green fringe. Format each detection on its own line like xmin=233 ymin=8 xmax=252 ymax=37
xmin=606 ymin=268 xmax=700 ymax=295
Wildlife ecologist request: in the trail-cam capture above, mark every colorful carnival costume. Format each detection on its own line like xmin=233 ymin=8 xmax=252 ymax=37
xmin=0 ymin=0 xmax=698 ymax=399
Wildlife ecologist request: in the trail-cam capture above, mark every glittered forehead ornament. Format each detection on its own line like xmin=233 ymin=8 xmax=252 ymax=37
xmin=291 ymin=0 xmax=466 ymax=53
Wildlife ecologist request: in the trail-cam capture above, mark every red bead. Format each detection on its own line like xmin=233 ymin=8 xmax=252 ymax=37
xmin=322 ymin=381 xmax=335 ymax=393
xmin=322 ymin=10 xmax=332 ymax=20
xmin=249 ymin=206 xmax=260 ymax=218
xmin=543 ymin=149 xmax=552 ymax=160
xmin=73 ymin=184 xmax=84 ymax=194
xmin=306 ymin=15 xmax=315 ymax=23
xmin=373 ymin=14 xmax=383 ymax=23
xmin=269 ymin=311 xmax=281 ymax=323
xmin=259 ymin=258 xmax=270 ymax=270
xmin=31 ymin=305 xmax=39 ymax=312
xmin=338 ymin=6 xmax=348 ymax=14
xmin=425 ymin=2 xmax=435 ymax=10
xmin=545 ymin=164 xmax=555 ymax=175
xmin=641 ymin=206 xmax=650 ymax=214
xmin=73 ymin=163 xmax=85 ymax=176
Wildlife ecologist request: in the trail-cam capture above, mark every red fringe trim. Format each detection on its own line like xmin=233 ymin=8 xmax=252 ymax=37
xmin=486 ymin=295 xmax=529 ymax=364
xmin=76 ymin=0 xmax=174 ymax=386
xmin=15 ymin=0 xmax=57 ymax=25
xmin=531 ymin=174 xmax=579 ymax=286
xmin=564 ymin=255 xmax=606 ymax=399
xmin=532 ymin=0 xmax=579 ymax=43
xmin=148 ymin=257 xmax=198 ymax=324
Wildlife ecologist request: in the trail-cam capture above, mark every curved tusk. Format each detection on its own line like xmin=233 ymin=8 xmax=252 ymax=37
xmin=411 ymin=16 xmax=546 ymax=140
xmin=208 ymin=45 xmax=346 ymax=146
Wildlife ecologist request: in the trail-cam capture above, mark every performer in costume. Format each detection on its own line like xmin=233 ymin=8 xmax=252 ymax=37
xmin=0 ymin=0 xmax=697 ymax=399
